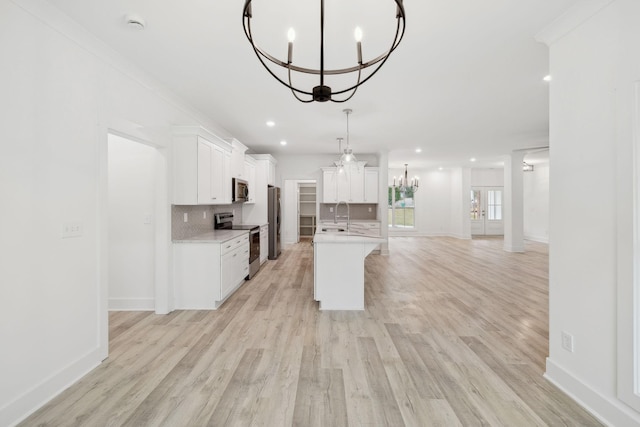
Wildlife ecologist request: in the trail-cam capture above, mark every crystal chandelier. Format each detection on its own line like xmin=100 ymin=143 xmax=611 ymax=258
xmin=242 ymin=0 xmax=406 ymax=103
xmin=393 ymin=164 xmax=419 ymax=194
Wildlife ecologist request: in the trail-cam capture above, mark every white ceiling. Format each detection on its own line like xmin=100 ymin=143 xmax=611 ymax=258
xmin=47 ymin=0 xmax=577 ymax=168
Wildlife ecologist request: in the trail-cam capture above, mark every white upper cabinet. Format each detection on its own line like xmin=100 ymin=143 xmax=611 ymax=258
xmin=323 ymin=169 xmax=338 ymax=203
xmin=244 ymin=157 xmax=256 ymax=204
xmin=348 ymin=165 xmax=364 ymax=202
xmin=364 ymin=168 xmax=379 ymax=203
xmin=173 ymin=126 xmax=232 ymax=205
xmin=223 ymin=150 xmax=232 ymax=203
xmin=226 ymin=138 xmax=248 ymax=179
xmin=197 ymin=140 xmax=212 ymax=204
xmin=252 ymin=154 xmax=277 ymax=187
xmin=212 ymin=145 xmax=230 ymax=203
xmin=322 ymin=162 xmax=375 ymax=203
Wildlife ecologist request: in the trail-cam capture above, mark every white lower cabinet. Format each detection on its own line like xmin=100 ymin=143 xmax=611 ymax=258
xmin=260 ymin=224 xmax=269 ymax=264
xmin=173 ymin=233 xmax=249 ymax=309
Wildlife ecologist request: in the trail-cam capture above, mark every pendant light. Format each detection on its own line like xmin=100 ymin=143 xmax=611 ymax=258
xmin=339 ymin=109 xmax=358 ymax=165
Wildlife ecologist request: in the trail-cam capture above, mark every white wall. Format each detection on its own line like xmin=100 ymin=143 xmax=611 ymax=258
xmin=523 ymin=163 xmax=549 ymax=243
xmin=540 ymin=0 xmax=640 ymax=424
xmin=0 ymin=1 xmax=230 ymax=425
xmin=470 ymin=168 xmax=504 ymax=187
xmin=388 ymin=167 xmax=453 ymax=236
xmin=108 ymin=134 xmax=156 ymax=310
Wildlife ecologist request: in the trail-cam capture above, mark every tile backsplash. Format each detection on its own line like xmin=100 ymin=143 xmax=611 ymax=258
xmin=171 ymin=204 xmax=243 ymax=240
xmin=319 ymin=203 xmax=377 ymax=221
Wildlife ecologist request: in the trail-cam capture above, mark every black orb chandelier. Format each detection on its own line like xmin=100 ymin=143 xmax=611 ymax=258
xmin=242 ymin=0 xmax=406 ymax=103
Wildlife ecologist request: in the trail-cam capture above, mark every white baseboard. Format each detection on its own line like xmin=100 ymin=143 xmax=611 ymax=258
xmin=388 ymin=231 xmax=471 ymax=239
xmin=108 ymin=297 xmax=155 ymax=311
xmin=504 ymin=244 xmax=525 ymax=252
xmin=1 ymin=347 xmax=102 ymax=427
xmin=545 ymin=358 xmax=640 ymax=427
xmin=447 ymin=232 xmax=472 ymax=240
xmin=525 ymin=234 xmax=549 ymax=244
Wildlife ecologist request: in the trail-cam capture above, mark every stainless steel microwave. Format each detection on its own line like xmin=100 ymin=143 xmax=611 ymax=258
xmin=232 ymin=178 xmax=249 ymax=202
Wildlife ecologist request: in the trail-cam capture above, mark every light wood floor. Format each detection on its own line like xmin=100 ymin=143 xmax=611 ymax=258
xmin=22 ymin=236 xmax=602 ymax=426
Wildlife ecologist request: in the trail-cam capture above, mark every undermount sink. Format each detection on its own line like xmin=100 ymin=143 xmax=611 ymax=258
xmin=321 ymin=227 xmax=346 ymax=232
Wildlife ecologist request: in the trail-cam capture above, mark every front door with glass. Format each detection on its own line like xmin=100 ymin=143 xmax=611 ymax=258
xmin=470 ymin=187 xmax=504 ymax=236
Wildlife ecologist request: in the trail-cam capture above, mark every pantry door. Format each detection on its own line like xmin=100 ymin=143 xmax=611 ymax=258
xmin=470 ymin=187 xmax=504 ymax=236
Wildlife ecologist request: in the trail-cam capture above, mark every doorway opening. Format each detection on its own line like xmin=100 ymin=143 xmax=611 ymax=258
xmin=298 ymin=183 xmax=317 ymax=240
xmin=107 ymin=133 xmax=157 ymax=312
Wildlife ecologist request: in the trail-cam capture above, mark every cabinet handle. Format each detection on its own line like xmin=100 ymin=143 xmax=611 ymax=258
xmin=233 ymin=253 xmax=237 ymax=257
xmin=226 ymin=245 xmax=231 ymax=249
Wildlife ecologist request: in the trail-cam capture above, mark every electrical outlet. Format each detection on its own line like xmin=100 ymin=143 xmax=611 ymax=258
xmin=62 ymin=221 xmax=83 ymax=238
xmin=329 ymin=207 xmax=334 ymax=212
xmin=183 ymin=213 xmax=188 ymax=222
xmin=203 ymin=211 xmax=207 ymax=219
xmin=561 ymin=331 xmax=574 ymax=352
xmin=143 ymin=214 xmax=152 ymax=225
xmin=368 ymin=207 xmax=372 ymax=212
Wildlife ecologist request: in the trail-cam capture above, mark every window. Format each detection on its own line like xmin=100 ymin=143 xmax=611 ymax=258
xmin=388 ymin=186 xmax=415 ymax=228
xmin=487 ymin=190 xmax=503 ymax=220
xmin=470 ymin=189 xmax=481 ymax=220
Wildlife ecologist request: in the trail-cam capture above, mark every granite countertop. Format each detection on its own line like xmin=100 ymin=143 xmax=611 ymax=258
xmin=173 ymin=229 xmax=249 ymax=243
xmin=313 ymin=225 xmax=385 ymax=244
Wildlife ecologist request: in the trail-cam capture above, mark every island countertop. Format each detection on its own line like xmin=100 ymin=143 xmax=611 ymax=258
xmin=313 ymin=224 xmax=384 ymax=244
xmin=313 ymin=230 xmax=385 ymax=244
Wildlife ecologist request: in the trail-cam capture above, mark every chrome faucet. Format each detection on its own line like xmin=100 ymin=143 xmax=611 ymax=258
xmin=334 ymin=200 xmax=350 ymax=231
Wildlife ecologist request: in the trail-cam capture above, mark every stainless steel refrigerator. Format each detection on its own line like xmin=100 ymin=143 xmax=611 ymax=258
xmin=268 ymin=186 xmax=281 ymax=260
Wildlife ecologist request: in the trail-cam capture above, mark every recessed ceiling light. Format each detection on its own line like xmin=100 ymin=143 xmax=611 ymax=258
xmin=438 ymin=167 xmax=443 ymax=171
xmin=415 ymin=148 xmax=422 ymax=153
xmin=543 ymin=75 xmax=552 ymax=82
xmin=266 ymin=121 xmax=275 ymax=127
xmin=280 ymin=140 xmax=287 ymax=146
xmin=470 ymin=158 xmax=476 ymax=162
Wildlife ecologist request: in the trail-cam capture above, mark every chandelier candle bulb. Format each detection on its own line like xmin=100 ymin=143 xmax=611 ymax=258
xmin=354 ymin=27 xmax=363 ymax=42
xmin=355 ymin=27 xmax=363 ymax=64
xmin=287 ymin=28 xmax=295 ymax=64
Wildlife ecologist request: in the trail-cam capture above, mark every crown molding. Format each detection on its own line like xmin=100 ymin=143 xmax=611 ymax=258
xmin=535 ymin=0 xmax=615 ymax=46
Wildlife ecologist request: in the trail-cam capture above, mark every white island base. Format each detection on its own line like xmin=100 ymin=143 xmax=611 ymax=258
xmin=313 ymin=233 xmax=385 ymax=310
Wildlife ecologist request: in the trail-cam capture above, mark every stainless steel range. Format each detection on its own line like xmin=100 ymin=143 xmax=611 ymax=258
xmin=214 ymin=212 xmax=261 ymax=279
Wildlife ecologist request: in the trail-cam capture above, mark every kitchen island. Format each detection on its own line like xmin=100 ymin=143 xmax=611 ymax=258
xmin=313 ymin=225 xmax=385 ymax=310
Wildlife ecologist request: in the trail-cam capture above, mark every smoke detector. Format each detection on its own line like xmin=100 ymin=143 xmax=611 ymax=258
xmin=125 ymin=15 xmax=146 ymax=30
